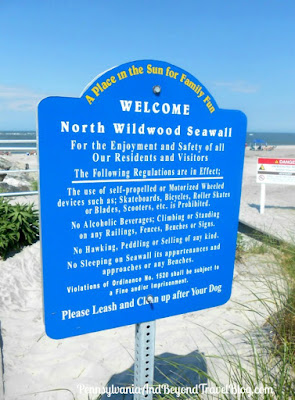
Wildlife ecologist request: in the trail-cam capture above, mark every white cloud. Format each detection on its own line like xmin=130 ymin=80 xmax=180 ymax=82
xmin=212 ymin=81 xmax=259 ymax=94
xmin=0 ymin=85 xmax=47 ymax=111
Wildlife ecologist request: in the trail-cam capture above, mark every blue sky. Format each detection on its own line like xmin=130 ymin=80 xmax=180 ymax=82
xmin=0 ymin=0 xmax=294 ymax=132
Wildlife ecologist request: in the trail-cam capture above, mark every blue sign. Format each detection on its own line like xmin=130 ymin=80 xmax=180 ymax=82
xmin=38 ymin=60 xmax=247 ymax=339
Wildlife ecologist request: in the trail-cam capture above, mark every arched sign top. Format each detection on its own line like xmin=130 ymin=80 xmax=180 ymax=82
xmin=80 ymin=60 xmax=219 ymax=115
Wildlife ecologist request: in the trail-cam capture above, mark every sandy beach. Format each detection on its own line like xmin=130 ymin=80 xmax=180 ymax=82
xmin=0 ymin=145 xmax=294 ymax=399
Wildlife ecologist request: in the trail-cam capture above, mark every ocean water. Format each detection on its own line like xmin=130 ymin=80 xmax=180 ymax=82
xmin=246 ymin=132 xmax=295 ymax=146
xmin=0 ymin=131 xmax=36 ymax=151
xmin=0 ymin=131 xmax=295 ymax=149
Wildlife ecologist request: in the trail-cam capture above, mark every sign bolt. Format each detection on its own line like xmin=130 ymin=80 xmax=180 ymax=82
xmin=146 ymin=295 xmax=154 ymax=304
xmin=152 ymin=85 xmax=161 ymax=95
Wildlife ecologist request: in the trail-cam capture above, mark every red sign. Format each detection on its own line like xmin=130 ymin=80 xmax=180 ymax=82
xmin=258 ymin=158 xmax=295 ymax=165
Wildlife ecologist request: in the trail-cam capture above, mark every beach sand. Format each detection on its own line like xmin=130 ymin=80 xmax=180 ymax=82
xmin=0 ymin=146 xmax=294 ymax=399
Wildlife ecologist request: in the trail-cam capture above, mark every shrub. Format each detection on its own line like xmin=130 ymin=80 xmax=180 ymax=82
xmin=31 ymin=179 xmax=38 ymax=191
xmin=0 ymin=198 xmax=39 ymax=259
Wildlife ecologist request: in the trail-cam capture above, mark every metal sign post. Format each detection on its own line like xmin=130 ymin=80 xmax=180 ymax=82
xmin=0 ymin=321 xmax=4 ymax=400
xmin=134 ymin=320 xmax=156 ymax=400
xmin=260 ymin=183 xmax=266 ymax=214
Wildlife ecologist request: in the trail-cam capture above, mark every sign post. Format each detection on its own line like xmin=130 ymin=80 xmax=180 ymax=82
xmin=38 ymin=60 xmax=246 ymax=393
xmin=134 ymin=321 xmax=155 ymax=400
xmin=260 ymin=183 xmax=266 ymax=214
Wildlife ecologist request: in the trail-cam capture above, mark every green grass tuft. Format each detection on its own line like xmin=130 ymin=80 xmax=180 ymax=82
xmin=0 ymin=197 xmax=39 ymax=259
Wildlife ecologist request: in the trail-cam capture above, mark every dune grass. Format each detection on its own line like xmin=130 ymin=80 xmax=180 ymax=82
xmin=270 ymin=242 xmax=295 ymax=362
